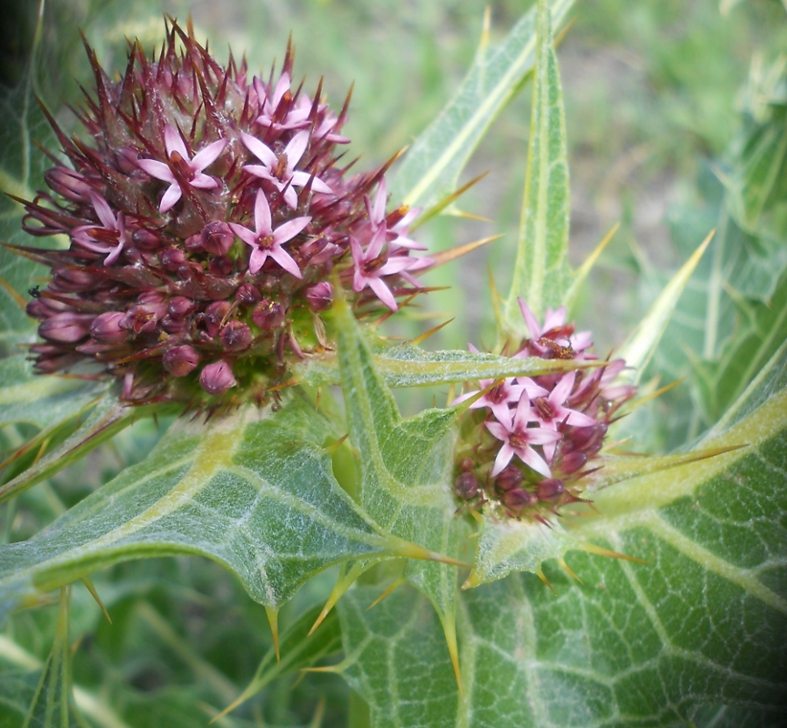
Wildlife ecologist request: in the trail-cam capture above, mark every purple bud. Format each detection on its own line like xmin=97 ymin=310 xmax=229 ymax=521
xmin=163 ymin=345 xmax=200 ymax=377
xmin=184 ymin=233 xmax=203 ymax=252
xmin=201 ymin=221 xmax=234 ymax=256
xmin=502 ymin=488 xmax=538 ymax=513
xmin=569 ymin=424 xmax=607 ymax=455
xmin=39 ymin=313 xmax=92 ymax=343
xmin=202 ymin=301 xmax=231 ymax=338
xmin=200 ymin=359 xmax=237 ymax=395
xmin=208 ymin=256 xmax=234 ymax=276
xmin=52 ymin=267 xmax=97 ymax=292
xmin=305 ymin=281 xmax=333 ymax=312
xmin=161 ymin=247 xmax=187 ymax=272
xmin=168 ymin=296 xmax=195 ymax=319
xmin=236 ymin=283 xmax=261 ymax=305
xmin=220 ymin=321 xmax=252 ymax=352
xmin=131 ymin=228 xmax=162 ymax=251
xmin=45 ymin=167 xmax=92 ymax=203
xmin=253 ymin=299 xmax=285 ymax=331
xmin=160 ymin=315 xmax=189 ymax=334
xmin=454 ymin=472 xmax=478 ymax=500
xmin=459 ymin=457 xmax=475 ymax=472
xmin=495 ymin=465 xmax=523 ymax=493
xmin=558 ymin=451 xmax=587 ymax=475
xmin=90 ymin=312 xmax=127 ymax=343
xmin=536 ymin=478 xmax=565 ymax=501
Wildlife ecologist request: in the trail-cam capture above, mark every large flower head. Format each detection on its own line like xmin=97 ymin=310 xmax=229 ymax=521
xmin=17 ymin=21 xmax=433 ymax=410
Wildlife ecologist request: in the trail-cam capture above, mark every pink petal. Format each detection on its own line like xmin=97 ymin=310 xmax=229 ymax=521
xmin=485 ymin=420 xmax=512 ymax=442
xmin=229 ymin=222 xmax=258 ymax=248
xmin=282 ymin=185 xmax=299 ymax=209
xmin=284 ymin=131 xmax=309 ymax=167
xmin=558 ymin=408 xmax=598 ymax=428
xmin=273 ymin=216 xmax=311 ymax=245
xmin=248 ymin=247 xmax=269 ymax=275
xmin=241 ymin=133 xmax=277 ymax=167
xmin=159 ymin=183 xmax=183 ymax=213
xmin=518 ymin=297 xmax=542 ymax=339
xmin=372 ymin=180 xmax=387 ymax=223
xmin=378 ymin=255 xmax=415 ymax=277
xmin=367 ymin=276 xmax=397 ymax=311
xmin=243 ymin=164 xmax=273 ymax=179
xmin=254 ymin=190 xmax=272 ymax=235
xmin=517 ymin=447 xmax=551 ymax=478
xmin=491 ymin=444 xmax=515 ymax=477
xmin=190 ymin=173 xmax=219 ymax=190
xmin=550 ymin=371 xmax=577 ymax=406
xmin=137 ymin=158 xmax=175 ymax=183
xmin=191 ymin=138 xmax=228 ymax=172
xmin=89 ymin=191 xmax=116 ymax=229
xmin=349 ymin=236 xmax=364 ymax=267
xmin=164 ymin=125 xmax=189 ymax=160
xmin=269 ymin=245 xmax=303 ymax=279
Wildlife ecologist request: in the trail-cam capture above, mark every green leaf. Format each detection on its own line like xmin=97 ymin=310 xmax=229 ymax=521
xmin=502 ymin=0 xmax=572 ymax=340
xmin=298 ymin=343 xmax=593 ymax=389
xmin=338 ymin=345 xmax=787 ymax=727
xmin=388 ymin=0 xmax=574 ymax=212
xmin=22 ymin=587 xmax=87 ymax=728
xmin=0 ymin=395 xmax=434 ymax=622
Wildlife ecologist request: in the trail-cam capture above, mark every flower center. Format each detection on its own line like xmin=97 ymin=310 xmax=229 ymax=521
xmin=170 ymin=151 xmax=195 ymax=181
xmin=508 ymin=431 xmax=529 ymax=449
xmin=534 ymin=397 xmax=554 ymax=421
xmin=363 ymin=254 xmax=387 ymax=275
xmin=259 ymin=233 xmax=275 ymax=250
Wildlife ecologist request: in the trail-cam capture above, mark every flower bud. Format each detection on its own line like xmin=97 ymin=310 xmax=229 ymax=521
xmin=163 ymin=345 xmax=200 ymax=377
xmin=201 ymin=221 xmax=234 ymax=256
xmin=236 ymin=283 xmax=261 ymax=305
xmin=208 ymin=255 xmax=234 ymax=276
xmin=253 ymin=299 xmax=285 ymax=331
xmin=220 ymin=321 xmax=252 ymax=352
xmin=459 ymin=457 xmax=475 ymax=472
xmin=536 ymin=478 xmax=565 ymax=501
xmin=131 ymin=228 xmax=162 ymax=251
xmin=454 ymin=472 xmax=479 ymax=500
xmin=495 ymin=465 xmax=523 ymax=493
xmin=305 ymin=281 xmax=333 ymax=312
xmin=39 ymin=313 xmax=92 ymax=343
xmin=44 ymin=167 xmax=92 ymax=203
xmin=167 ymin=296 xmax=195 ymax=319
xmin=161 ymin=247 xmax=187 ymax=272
xmin=502 ymin=488 xmax=538 ymax=513
xmin=199 ymin=359 xmax=236 ymax=395
xmin=90 ymin=312 xmax=128 ymax=343
xmin=202 ymin=301 xmax=231 ymax=338
xmin=558 ymin=451 xmax=587 ymax=475
xmin=52 ymin=267 xmax=98 ymax=292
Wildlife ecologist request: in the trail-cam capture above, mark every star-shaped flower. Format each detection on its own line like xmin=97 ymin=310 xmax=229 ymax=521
xmin=486 ymin=395 xmax=562 ymax=477
xmin=138 ymin=125 xmax=227 ymax=213
xmin=517 ymin=297 xmax=593 ymax=358
xmin=229 ymin=189 xmax=310 ymax=277
xmin=349 ymin=226 xmax=417 ymax=312
xmin=241 ymin=131 xmax=332 ymax=209
xmin=71 ymin=190 xmax=129 ymax=265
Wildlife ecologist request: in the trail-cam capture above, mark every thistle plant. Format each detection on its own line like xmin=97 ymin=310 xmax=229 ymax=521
xmin=1 ymin=2 xmax=786 ymax=727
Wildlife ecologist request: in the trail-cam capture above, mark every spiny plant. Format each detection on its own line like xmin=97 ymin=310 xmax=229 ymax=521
xmin=1 ymin=1 xmax=785 ymax=727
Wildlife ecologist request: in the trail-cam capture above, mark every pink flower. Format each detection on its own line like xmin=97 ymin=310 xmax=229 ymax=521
xmin=71 ymin=191 xmax=129 ymax=265
xmin=350 ymin=226 xmax=417 ymax=312
xmin=138 ymin=125 xmax=227 ymax=213
xmin=485 ymin=395 xmax=561 ymax=477
xmin=241 ymin=131 xmax=332 ymax=209
xmin=229 ymin=189 xmax=310 ymax=277
xmin=530 ymin=371 xmax=598 ymax=431
xmin=517 ymin=297 xmax=593 ymax=358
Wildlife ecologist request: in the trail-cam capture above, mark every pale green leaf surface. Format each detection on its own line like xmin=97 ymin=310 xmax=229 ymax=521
xmin=388 ymin=0 xmax=574 ymax=211
xmin=298 ymin=344 xmax=590 ymax=389
xmin=502 ymin=0 xmax=572 ymax=338
xmin=0 ymin=396 xmax=418 ymax=622
xmin=339 ymin=348 xmax=787 ymax=727
xmin=335 ymin=296 xmax=465 ymax=634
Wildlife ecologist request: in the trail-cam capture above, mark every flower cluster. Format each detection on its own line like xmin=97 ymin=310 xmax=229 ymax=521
xmin=452 ymin=299 xmax=635 ymax=520
xmin=18 ymin=21 xmax=430 ymax=409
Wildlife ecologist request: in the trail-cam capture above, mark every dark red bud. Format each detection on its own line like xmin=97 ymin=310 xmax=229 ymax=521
xmin=536 ymin=478 xmax=565 ymax=501
xmin=163 ymin=345 xmax=200 ymax=377
xmin=220 ymin=320 xmax=252 ymax=352
xmin=44 ymin=167 xmax=92 ymax=203
xmin=185 ymin=233 xmax=203 ymax=252
xmin=52 ymin=267 xmax=97 ymax=292
xmin=305 ymin=281 xmax=333 ymax=312
xmin=208 ymin=255 xmax=234 ymax=276
xmin=558 ymin=451 xmax=587 ymax=475
xmin=90 ymin=312 xmax=127 ymax=343
xmin=495 ymin=465 xmax=523 ymax=492
xmin=252 ymin=299 xmax=285 ymax=331
xmin=459 ymin=457 xmax=475 ymax=472
xmin=132 ymin=228 xmax=162 ymax=251
xmin=161 ymin=247 xmax=187 ymax=272
xmin=454 ymin=472 xmax=479 ymax=500
xmin=203 ymin=301 xmax=231 ymax=338
xmin=236 ymin=283 xmax=261 ymax=305
xmin=168 ymin=296 xmax=195 ymax=319
xmin=201 ymin=221 xmax=234 ymax=256
xmin=502 ymin=488 xmax=538 ymax=512
xmin=199 ymin=359 xmax=237 ymax=395
xmin=39 ymin=313 xmax=92 ymax=343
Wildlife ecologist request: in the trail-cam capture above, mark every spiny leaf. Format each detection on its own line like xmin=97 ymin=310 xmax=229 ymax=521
xmin=0 ymin=394 xmax=442 ymax=623
xmin=502 ymin=0 xmax=572 ymax=340
xmin=389 ymin=0 xmax=574 ymax=211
